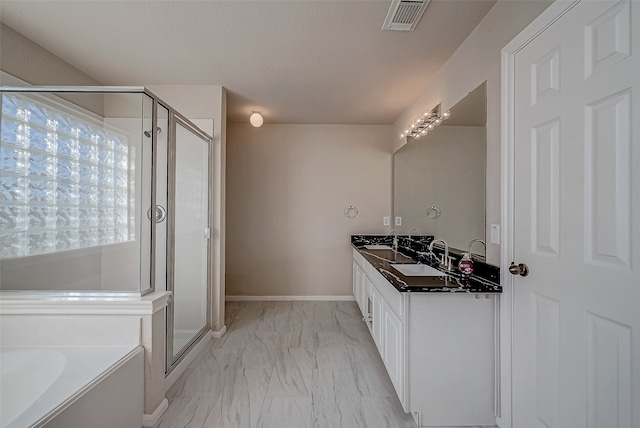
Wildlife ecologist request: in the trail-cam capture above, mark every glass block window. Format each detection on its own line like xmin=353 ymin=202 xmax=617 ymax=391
xmin=0 ymin=93 xmax=133 ymax=259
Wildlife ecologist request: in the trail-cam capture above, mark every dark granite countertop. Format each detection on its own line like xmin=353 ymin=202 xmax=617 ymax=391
xmin=351 ymin=235 xmax=502 ymax=294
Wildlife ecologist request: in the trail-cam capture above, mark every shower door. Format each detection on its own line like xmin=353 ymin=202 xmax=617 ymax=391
xmin=166 ymin=113 xmax=211 ymax=368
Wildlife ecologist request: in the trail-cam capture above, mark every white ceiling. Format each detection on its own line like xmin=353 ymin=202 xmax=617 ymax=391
xmin=0 ymin=0 xmax=496 ymax=125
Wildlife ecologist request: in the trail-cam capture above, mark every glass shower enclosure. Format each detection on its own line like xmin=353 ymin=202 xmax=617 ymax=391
xmin=0 ymin=86 xmax=212 ymax=370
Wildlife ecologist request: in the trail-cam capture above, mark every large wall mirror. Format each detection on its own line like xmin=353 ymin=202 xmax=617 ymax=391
xmin=393 ymin=82 xmax=486 ymax=258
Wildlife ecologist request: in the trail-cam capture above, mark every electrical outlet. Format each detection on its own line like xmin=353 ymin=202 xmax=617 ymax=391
xmin=490 ymin=224 xmax=500 ymax=244
xmin=383 ymin=216 xmax=390 ymax=226
xmin=395 ymin=216 xmax=402 ymax=226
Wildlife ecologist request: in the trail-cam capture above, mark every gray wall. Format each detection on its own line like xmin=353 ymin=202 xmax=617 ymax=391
xmin=226 ymin=124 xmax=392 ymax=297
xmin=1 ymin=23 xmax=105 ymax=114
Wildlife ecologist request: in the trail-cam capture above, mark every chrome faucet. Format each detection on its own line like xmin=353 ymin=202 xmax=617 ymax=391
xmin=408 ymin=228 xmax=421 ymax=240
xmin=467 ymin=239 xmax=486 ymax=259
xmin=386 ymin=228 xmax=398 ymax=252
xmin=429 ymin=238 xmax=449 ymax=270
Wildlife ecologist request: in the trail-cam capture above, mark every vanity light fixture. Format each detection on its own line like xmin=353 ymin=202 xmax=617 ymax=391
xmin=399 ymin=104 xmax=450 ymax=141
xmin=249 ymin=111 xmax=264 ymax=128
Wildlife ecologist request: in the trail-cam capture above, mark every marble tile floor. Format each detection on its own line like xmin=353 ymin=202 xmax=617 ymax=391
xmin=154 ymin=300 xmax=496 ymax=428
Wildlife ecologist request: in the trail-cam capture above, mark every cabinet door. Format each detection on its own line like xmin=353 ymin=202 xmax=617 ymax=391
xmin=383 ymin=304 xmax=404 ymax=405
xmin=371 ymin=284 xmax=384 ymax=351
xmin=354 ymin=263 xmax=370 ymax=318
xmin=359 ymin=269 xmax=367 ymax=315
xmin=352 ymin=261 xmax=362 ymax=314
xmin=352 ymin=261 xmax=358 ymax=299
xmin=359 ymin=268 xmax=368 ymax=317
xmin=353 ymin=262 xmax=365 ymax=316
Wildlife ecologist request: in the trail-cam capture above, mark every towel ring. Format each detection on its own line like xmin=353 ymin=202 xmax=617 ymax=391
xmin=344 ymin=205 xmax=358 ymax=219
xmin=426 ymin=206 xmax=441 ymax=219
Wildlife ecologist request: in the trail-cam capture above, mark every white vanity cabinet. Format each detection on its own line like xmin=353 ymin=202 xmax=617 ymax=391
xmin=351 ymin=248 xmax=496 ymax=427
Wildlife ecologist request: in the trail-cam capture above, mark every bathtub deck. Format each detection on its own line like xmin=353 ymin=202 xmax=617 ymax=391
xmin=0 ymin=346 xmax=140 ymax=428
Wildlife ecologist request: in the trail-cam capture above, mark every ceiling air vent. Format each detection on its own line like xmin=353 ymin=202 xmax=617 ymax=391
xmin=382 ymin=0 xmax=430 ymax=31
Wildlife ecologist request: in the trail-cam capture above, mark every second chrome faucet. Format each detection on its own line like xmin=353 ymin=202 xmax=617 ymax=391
xmin=386 ymin=228 xmax=398 ymax=252
xmin=429 ymin=238 xmax=451 ymax=270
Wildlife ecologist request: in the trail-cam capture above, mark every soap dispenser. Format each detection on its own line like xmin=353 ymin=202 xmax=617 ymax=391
xmin=458 ymin=253 xmax=474 ymax=276
xmin=460 ymin=239 xmax=485 ymax=276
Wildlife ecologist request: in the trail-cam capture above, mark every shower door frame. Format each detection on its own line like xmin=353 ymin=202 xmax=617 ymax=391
xmin=164 ymin=108 xmax=213 ymax=374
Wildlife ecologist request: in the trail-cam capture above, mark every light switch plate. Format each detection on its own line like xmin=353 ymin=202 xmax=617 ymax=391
xmin=383 ymin=216 xmax=390 ymax=226
xmin=395 ymin=216 xmax=402 ymax=226
xmin=490 ymin=224 xmax=500 ymax=244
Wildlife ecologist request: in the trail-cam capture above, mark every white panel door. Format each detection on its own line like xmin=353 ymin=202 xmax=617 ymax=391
xmin=512 ymin=1 xmax=639 ymax=427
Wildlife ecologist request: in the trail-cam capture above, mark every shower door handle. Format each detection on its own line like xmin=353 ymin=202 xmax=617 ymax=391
xmin=147 ymin=205 xmax=167 ymax=223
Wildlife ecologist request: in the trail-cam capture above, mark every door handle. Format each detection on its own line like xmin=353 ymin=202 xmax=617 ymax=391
xmin=509 ymin=262 xmax=529 ymax=277
xmin=147 ymin=205 xmax=167 ymax=223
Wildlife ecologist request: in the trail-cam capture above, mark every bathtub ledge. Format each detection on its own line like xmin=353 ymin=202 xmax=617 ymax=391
xmin=0 ymin=291 xmax=170 ymax=315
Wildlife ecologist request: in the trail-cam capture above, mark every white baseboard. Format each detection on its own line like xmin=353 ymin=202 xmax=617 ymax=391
xmin=142 ymin=398 xmax=168 ymax=427
xmin=211 ymin=325 xmax=226 ymax=338
xmin=225 ymin=295 xmax=355 ymax=301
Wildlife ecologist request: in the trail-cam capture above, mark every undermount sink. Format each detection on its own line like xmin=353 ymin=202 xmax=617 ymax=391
xmin=364 ymin=245 xmax=393 ymax=250
xmin=390 ymin=263 xmax=446 ymax=277
xmin=362 ymin=248 xmax=414 ymax=264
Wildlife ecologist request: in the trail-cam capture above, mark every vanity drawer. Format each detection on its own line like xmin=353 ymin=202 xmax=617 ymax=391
xmin=370 ymin=267 xmax=405 ymax=319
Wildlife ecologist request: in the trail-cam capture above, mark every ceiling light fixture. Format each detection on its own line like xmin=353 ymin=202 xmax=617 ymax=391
xmin=249 ymin=111 xmax=263 ymax=128
xmin=399 ymin=104 xmax=450 ymax=141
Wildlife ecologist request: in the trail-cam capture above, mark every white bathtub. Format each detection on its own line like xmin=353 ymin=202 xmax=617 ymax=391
xmin=0 ymin=346 xmax=143 ymax=428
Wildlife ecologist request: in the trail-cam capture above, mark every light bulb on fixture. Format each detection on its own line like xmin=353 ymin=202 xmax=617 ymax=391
xmin=249 ymin=111 xmax=264 ymax=127
xmin=403 ymin=104 xmax=450 ymax=141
